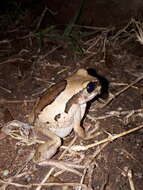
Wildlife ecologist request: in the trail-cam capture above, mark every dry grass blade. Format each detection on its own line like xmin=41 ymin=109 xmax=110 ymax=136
xmin=36 ymin=7 xmax=48 ymax=31
xmin=111 ymin=19 xmax=133 ymax=41
xmin=71 ymin=124 xmax=143 ymax=151
xmin=103 ymin=74 xmax=143 ymax=107
xmin=135 ymin=20 xmax=143 ymax=45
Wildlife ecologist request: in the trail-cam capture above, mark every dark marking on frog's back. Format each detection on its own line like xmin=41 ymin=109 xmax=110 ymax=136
xmin=65 ymin=91 xmax=81 ymax=113
xmin=35 ymin=80 xmax=67 ymax=115
xmin=54 ymin=114 xmax=61 ymax=121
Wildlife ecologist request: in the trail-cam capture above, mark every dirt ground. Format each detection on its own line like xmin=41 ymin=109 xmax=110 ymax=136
xmin=0 ymin=4 xmax=143 ymax=190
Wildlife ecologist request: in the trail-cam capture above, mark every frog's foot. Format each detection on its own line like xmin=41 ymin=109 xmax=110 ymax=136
xmin=33 ymin=135 xmax=62 ymax=163
xmin=1 ymin=120 xmax=40 ymax=146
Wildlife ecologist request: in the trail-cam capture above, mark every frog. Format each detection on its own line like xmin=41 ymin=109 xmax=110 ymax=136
xmin=2 ymin=68 xmax=101 ymax=165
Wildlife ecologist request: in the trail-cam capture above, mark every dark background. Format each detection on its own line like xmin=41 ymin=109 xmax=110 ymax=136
xmin=1 ymin=0 xmax=143 ymax=29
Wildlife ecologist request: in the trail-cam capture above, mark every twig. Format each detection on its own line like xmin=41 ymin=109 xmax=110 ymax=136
xmin=111 ymin=19 xmax=133 ymax=41
xmin=85 ymin=36 xmax=101 ymax=52
xmin=36 ymin=7 xmax=48 ymax=31
xmin=0 ymin=99 xmax=36 ymax=104
xmin=111 ymin=82 xmax=137 ymax=88
xmin=0 ymin=58 xmax=24 ymax=65
xmin=35 ymin=168 xmax=54 ymax=190
xmin=90 ymin=142 xmax=109 ymax=159
xmin=128 ymin=170 xmax=135 ymax=190
xmin=38 ymin=160 xmax=83 ymax=176
xmin=87 ymin=163 xmax=95 ymax=189
xmin=0 ymin=86 xmax=12 ymax=94
xmin=0 ymin=40 xmax=10 ymax=44
xmin=135 ymin=20 xmax=143 ymax=45
xmin=78 ymin=168 xmax=88 ymax=190
xmin=88 ymin=108 xmax=143 ymax=122
xmin=103 ymin=74 xmax=143 ymax=107
xmin=101 ymin=33 xmax=108 ymax=60
xmin=75 ymin=24 xmax=109 ymax=31
xmin=78 ymin=53 xmax=97 ymax=63
xmin=0 ymin=179 xmax=90 ymax=189
xmin=84 ymin=36 xmax=99 ymax=46
xmin=0 ymin=172 xmax=32 ymax=190
xmin=106 ymin=108 xmax=143 ymax=117
xmin=70 ymin=124 xmax=143 ymax=151
xmin=43 ymin=45 xmax=62 ymax=58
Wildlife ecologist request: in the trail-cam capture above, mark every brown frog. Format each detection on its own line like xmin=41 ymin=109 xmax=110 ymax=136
xmin=2 ymin=69 xmax=101 ymax=164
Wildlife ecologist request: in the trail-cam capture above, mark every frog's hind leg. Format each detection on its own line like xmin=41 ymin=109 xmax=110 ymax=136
xmin=33 ymin=128 xmax=61 ymax=163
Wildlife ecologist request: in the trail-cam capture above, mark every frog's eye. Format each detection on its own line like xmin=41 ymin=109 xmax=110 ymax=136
xmin=86 ymin=82 xmax=96 ymax=93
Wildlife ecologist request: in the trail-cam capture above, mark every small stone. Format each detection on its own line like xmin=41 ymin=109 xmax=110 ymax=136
xmin=3 ymin=169 xmax=9 ymax=176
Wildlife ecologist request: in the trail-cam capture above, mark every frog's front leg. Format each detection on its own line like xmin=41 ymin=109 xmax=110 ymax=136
xmin=72 ymin=104 xmax=86 ymax=138
xmin=33 ymin=127 xmax=61 ymax=163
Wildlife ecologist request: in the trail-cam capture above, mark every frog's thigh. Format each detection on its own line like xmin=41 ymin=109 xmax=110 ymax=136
xmin=71 ymin=104 xmax=86 ymax=138
xmin=34 ymin=130 xmax=61 ymax=162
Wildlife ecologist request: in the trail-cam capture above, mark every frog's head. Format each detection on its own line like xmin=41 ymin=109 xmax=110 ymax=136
xmin=66 ymin=68 xmax=101 ymax=105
